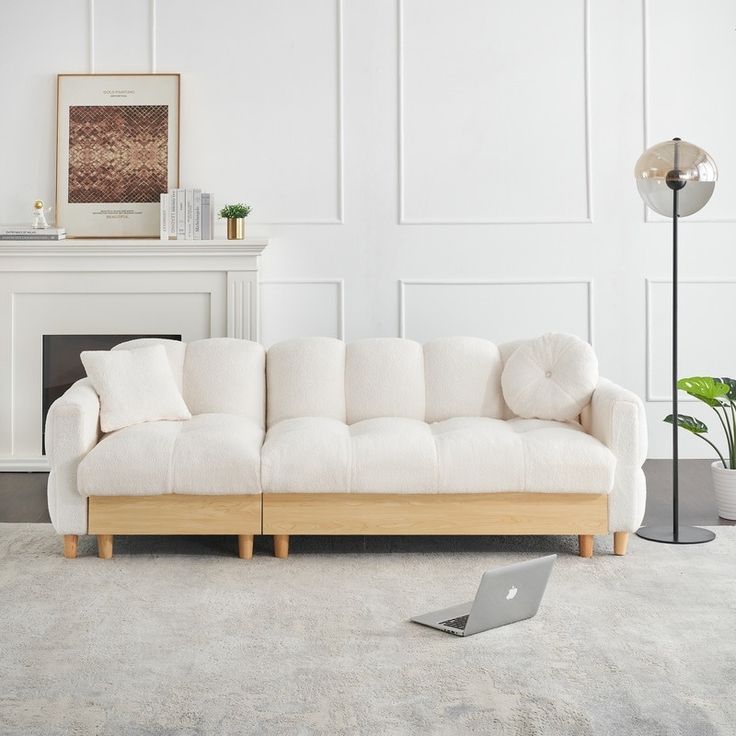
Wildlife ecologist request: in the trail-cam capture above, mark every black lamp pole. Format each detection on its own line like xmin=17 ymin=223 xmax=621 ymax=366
xmin=637 ymin=138 xmax=715 ymax=545
xmin=671 ymin=171 xmax=681 ymax=541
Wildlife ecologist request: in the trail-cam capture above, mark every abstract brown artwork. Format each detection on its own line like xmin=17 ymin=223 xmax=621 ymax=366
xmin=68 ymin=105 xmax=168 ymax=203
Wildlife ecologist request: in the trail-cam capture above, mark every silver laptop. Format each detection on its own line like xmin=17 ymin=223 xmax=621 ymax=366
xmin=411 ymin=555 xmax=556 ymax=637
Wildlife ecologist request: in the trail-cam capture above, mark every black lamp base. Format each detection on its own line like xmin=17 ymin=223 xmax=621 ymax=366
xmin=636 ymin=525 xmax=716 ymax=544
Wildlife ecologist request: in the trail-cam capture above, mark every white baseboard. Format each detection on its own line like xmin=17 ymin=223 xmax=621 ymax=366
xmin=0 ymin=457 xmax=50 ymax=472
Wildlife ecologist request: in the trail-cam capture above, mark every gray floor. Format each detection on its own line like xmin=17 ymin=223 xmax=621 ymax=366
xmin=2 ymin=522 xmax=735 ymax=734
xmin=1 ymin=459 xmax=733 ymax=526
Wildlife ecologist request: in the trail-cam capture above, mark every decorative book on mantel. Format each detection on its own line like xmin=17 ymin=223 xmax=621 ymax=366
xmin=159 ymin=189 xmax=214 ymax=241
xmin=0 ymin=226 xmax=66 ymax=241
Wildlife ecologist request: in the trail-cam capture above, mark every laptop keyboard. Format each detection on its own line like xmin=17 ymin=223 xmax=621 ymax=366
xmin=438 ymin=615 xmax=468 ymax=630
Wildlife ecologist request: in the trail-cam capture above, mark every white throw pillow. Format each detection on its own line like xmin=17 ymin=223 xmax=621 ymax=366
xmin=501 ymin=333 xmax=598 ymax=421
xmin=81 ymin=345 xmax=191 ymax=433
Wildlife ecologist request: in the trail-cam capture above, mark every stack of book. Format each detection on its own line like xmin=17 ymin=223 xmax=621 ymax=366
xmin=159 ymin=189 xmax=214 ymax=240
xmin=0 ymin=225 xmax=66 ymax=241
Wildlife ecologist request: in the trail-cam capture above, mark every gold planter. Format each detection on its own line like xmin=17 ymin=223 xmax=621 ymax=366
xmin=226 ymin=218 xmax=246 ymax=240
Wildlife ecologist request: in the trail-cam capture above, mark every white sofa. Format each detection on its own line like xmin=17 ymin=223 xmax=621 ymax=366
xmin=46 ymin=336 xmax=647 ymax=559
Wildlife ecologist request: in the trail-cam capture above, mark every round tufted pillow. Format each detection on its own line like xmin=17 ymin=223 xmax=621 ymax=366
xmin=501 ymin=333 xmax=598 ymax=421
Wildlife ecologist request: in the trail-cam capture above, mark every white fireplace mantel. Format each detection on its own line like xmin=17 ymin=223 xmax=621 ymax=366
xmin=0 ymin=237 xmax=269 ymax=470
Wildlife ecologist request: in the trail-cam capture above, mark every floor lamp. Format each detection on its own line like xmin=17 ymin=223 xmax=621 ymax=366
xmin=634 ymin=138 xmax=718 ymax=544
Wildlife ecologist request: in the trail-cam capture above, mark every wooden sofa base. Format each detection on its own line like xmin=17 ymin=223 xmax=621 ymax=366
xmin=263 ymin=492 xmax=616 ymax=559
xmin=84 ymin=494 xmax=261 ymax=559
xmin=62 ymin=492 xmax=628 ymax=561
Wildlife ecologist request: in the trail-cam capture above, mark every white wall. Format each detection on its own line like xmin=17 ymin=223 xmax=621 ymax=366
xmin=1 ymin=0 xmax=735 ymax=458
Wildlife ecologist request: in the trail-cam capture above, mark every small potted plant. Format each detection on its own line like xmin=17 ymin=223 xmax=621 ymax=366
xmin=667 ymin=376 xmax=736 ymax=519
xmin=219 ymin=203 xmax=252 ymax=240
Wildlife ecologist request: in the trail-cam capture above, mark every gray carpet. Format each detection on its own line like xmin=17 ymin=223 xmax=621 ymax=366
xmin=0 ymin=526 xmax=734 ymax=736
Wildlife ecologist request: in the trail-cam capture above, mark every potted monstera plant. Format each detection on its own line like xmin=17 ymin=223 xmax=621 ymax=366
xmin=667 ymin=376 xmax=736 ymax=519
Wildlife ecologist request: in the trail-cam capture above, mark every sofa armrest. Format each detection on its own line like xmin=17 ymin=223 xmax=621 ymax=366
xmin=45 ymin=378 xmax=101 ymax=535
xmin=582 ymin=378 xmax=647 ymax=465
xmin=580 ymin=378 xmax=648 ymax=532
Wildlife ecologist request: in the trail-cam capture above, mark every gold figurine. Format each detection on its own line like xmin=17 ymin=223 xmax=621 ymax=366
xmin=32 ymin=199 xmax=50 ymax=229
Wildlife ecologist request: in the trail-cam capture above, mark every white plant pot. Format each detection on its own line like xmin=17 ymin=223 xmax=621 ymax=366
xmin=711 ymin=460 xmax=736 ymax=520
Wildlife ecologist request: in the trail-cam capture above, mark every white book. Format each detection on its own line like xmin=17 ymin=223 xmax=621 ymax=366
xmin=0 ymin=225 xmax=66 ymax=235
xmin=176 ymin=189 xmax=186 ymax=238
xmin=0 ymin=233 xmax=66 ymax=240
xmin=200 ymin=193 xmax=211 ymax=240
xmin=169 ymin=190 xmax=177 ymax=239
xmin=185 ymin=189 xmax=194 ymax=240
xmin=159 ymin=193 xmax=169 ymax=240
xmin=193 ymin=189 xmax=202 ymax=240
xmin=209 ymin=194 xmax=215 ymax=239
xmin=168 ymin=189 xmax=176 ymax=238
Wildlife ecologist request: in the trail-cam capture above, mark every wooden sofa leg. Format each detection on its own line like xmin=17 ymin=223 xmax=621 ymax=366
xmin=274 ymin=535 xmax=289 ymax=559
xmin=63 ymin=535 xmax=78 ymax=559
xmin=613 ymin=532 xmax=629 ymax=556
xmin=578 ymin=534 xmax=593 ymax=558
xmin=238 ymin=534 xmax=254 ymax=559
xmin=97 ymin=534 xmax=113 ymax=560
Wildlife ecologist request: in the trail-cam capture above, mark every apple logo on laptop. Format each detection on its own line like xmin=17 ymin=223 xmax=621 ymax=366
xmin=506 ymin=586 xmax=518 ymax=600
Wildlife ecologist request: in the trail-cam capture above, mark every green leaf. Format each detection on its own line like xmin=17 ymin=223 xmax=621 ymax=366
xmin=676 ymin=376 xmax=729 ymax=407
xmin=664 ymin=413 xmax=708 ymax=435
xmin=218 ymin=203 xmax=252 ymax=219
xmin=718 ymin=377 xmax=736 ymax=402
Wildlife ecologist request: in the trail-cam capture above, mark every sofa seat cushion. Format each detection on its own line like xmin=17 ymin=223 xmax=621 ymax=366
xmin=78 ymin=413 xmax=263 ymax=496
xmin=261 ymin=416 xmax=615 ymax=494
xmin=261 ymin=417 xmax=436 ymax=493
xmin=434 ymin=417 xmax=615 ymax=493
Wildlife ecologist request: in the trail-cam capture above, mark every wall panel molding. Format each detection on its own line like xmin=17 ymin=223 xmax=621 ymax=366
xmin=252 ymin=0 xmax=344 ymax=225
xmin=641 ymin=0 xmax=736 ymax=224
xmin=92 ymin=0 xmax=344 ymax=224
xmin=260 ymin=279 xmax=345 ymax=345
xmin=397 ymin=0 xmax=592 ymax=225
xmin=399 ymin=279 xmax=594 ymax=344
xmin=89 ymin=0 xmax=155 ymax=73
xmin=151 ymin=0 xmax=158 ymax=72
xmin=646 ymin=278 xmax=736 ymax=401
xmin=89 ymin=0 xmax=95 ymax=72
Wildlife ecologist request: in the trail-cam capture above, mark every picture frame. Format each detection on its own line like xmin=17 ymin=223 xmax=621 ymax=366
xmin=56 ymin=73 xmax=180 ymax=238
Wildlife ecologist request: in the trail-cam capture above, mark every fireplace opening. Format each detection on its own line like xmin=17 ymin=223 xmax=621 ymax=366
xmin=42 ymin=334 xmax=181 ymax=453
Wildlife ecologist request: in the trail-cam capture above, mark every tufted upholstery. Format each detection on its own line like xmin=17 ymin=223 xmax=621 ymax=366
xmin=267 ymin=337 xmax=346 ymax=426
xmin=183 ymin=338 xmax=265 ymax=427
xmin=346 ymin=339 xmax=426 ymax=424
xmin=261 ymin=416 xmax=614 ymax=494
xmin=267 ymin=336 xmax=508 ymax=428
xmin=79 ymin=414 xmax=263 ymax=496
xmin=76 ymin=337 xmax=266 ymax=498
xmin=45 ymin=334 xmax=647 ymax=535
xmin=424 ymin=337 xmax=505 ymax=422
xmin=114 ymin=337 xmax=265 ymax=427
xmin=259 ymin=336 xmax=645 ymax=532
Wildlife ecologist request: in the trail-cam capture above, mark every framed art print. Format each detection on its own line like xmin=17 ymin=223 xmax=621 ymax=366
xmin=56 ymin=74 xmax=179 ymax=238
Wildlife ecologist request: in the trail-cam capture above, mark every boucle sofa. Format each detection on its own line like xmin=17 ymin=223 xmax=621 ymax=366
xmin=46 ymin=335 xmax=647 ymax=560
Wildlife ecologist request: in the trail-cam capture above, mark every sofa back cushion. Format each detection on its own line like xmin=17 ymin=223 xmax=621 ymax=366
xmin=112 ymin=338 xmax=186 ymax=392
xmin=346 ymin=339 xmax=425 ymax=424
xmin=267 ymin=337 xmax=346 ymax=427
xmin=113 ymin=337 xmax=266 ymax=428
xmin=423 ymin=337 xmax=504 ymax=423
xmin=183 ymin=338 xmax=265 ymax=427
xmin=265 ymin=336 xmax=512 ymax=427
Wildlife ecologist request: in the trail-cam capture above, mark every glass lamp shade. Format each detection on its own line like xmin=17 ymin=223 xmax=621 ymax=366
xmin=634 ymin=139 xmax=717 ymax=217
